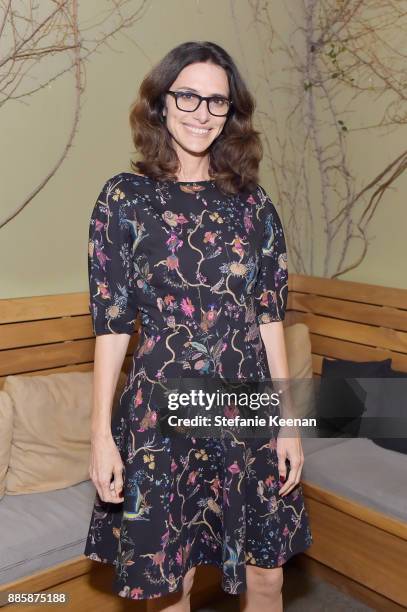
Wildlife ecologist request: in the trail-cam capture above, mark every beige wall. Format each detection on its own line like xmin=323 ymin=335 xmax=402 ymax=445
xmin=1 ymin=0 xmax=405 ymax=299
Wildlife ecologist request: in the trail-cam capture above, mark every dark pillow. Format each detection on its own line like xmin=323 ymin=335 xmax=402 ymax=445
xmin=316 ymin=358 xmax=392 ymax=438
xmin=372 ymin=438 xmax=407 ymax=454
xmin=370 ymin=368 xmax=407 ymax=454
xmin=386 ymin=368 xmax=407 ymax=378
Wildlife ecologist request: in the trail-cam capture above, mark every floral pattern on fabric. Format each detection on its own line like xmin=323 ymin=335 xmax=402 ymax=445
xmin=84 ymin=173 xmax=313 ymax=600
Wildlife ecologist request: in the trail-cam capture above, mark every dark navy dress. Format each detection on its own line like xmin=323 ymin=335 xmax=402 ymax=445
xmin=83 ymin=172 xmax=313 ymax=601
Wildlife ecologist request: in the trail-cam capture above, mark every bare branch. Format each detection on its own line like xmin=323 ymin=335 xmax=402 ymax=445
xmin=0 ymin=0 xmax=149 ymax=228
xmin=232 ymin=0 xmax=407 ymax=278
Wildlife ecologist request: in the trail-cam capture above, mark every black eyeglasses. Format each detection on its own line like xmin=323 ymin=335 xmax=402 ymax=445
xmin=166 ymin=90 xmax=232 ymax=117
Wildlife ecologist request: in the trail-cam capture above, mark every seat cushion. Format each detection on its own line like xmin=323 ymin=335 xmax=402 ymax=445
xmin=300 ymin=435 xmax=349 ymax=457
xmin=0 ymin=480 xmax=96 ymax=585
xmin=301 ymin=438 xmax=407 ymax=521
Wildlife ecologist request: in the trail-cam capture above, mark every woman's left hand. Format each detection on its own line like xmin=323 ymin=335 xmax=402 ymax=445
xmin=276 ymin=427 xmax=304 ymax=496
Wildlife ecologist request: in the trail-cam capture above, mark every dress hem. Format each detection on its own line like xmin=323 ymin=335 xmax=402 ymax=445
xmin=83 ymin=538 xmax=313 ymax=601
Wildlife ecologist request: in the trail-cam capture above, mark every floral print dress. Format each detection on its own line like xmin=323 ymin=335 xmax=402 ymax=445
xmin=83 ymin=172 xmax=313 ymax=601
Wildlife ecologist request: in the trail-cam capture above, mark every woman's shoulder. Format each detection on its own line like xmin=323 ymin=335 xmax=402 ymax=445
xmin=253 ymin=183 xmax=279 ymax=211
xmin=90 ymin=172 xmax=152 ymax=223
xmin=98 ymin=171 xmax=153 ymax=195
xmin=247 ymin=183 xmax=286 ymax=229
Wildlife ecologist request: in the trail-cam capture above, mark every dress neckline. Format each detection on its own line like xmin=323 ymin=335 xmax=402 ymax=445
xmin=129 ymin=172 xmax=214 ymax=185
xmin=176 ymin=179 xmax=213 ymax=185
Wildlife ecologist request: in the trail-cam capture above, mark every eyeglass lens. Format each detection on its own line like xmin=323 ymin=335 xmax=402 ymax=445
xmin=176 ymin=93 xmax=229 ymax=116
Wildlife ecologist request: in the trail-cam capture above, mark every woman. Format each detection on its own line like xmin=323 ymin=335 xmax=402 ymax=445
xmin=84 ymin=41 xmax=313 ymax=612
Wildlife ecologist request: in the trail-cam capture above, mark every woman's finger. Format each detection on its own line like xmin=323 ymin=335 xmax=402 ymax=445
xmin=111 ymin=466 xmax=125 ymax=502
xmin=100 ymin=476 xmax=115 ymax=503
xmin=279 ymin=458 xmax=302 ymax=496
xmin=277 ymin=450 xmax=287 ymax=481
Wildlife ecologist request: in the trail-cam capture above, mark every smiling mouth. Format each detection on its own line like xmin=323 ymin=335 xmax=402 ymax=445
xmin=183 ymin=124 xmax=212 ymax=135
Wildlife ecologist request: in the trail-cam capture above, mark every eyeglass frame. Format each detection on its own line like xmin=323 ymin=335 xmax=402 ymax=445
xmin=165 ymin=90 xmax=233 ymax=117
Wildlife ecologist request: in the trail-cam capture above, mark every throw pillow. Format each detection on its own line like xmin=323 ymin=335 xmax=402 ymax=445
xmin=370 ymin=368 xmax=407 ymax=454
xmin=4 ymin=369 xmax=128 ymax=495
xmin=316 ymin=357 xmax=392 ymax=438
xmin=284 ymin=323 xmax=316 ymax=425
xmin=0 ymin=390 xmax=13 ymax=500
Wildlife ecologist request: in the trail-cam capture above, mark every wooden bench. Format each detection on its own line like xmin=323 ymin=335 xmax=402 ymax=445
xmin=0 ymin=273 xmax=406 ymax=610
xmin=286 ymin=274 xmax=407 ymax=611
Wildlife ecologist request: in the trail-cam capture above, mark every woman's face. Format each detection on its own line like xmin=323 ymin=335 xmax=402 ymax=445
xmin=163 ymin=62 xmax=230 ymax=156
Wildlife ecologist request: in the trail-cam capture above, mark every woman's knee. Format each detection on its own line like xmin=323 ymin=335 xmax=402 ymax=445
xmin=246 ymin=565 xmax=283 ymax=596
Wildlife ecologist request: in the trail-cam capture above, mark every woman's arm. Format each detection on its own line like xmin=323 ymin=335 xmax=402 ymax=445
xmin=89 ymin=333 xmax=130 ymax=505
xmin=87 ymin=175 xmax=140 ymax=504
xmin=91 ymin=334 xmax=130 ymax=438
xmin=259 ymin=320 xmax=305 ymax=497
xmin=259 ymin=320 xmax=289 ymax=380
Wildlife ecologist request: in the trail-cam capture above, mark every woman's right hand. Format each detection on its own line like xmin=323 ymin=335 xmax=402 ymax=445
xmin=89 ymin=433 xmax=125 ymax=503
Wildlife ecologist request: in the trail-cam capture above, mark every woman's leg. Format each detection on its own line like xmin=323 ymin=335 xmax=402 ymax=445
xmin=239 ymin=566 xmax=283 ymax=612
xmin=147 ymin=567 xmax=197 ymax=612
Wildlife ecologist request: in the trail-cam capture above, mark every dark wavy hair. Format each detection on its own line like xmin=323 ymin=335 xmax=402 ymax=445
xmin=129 ymin=41 xmax=263 ymax=195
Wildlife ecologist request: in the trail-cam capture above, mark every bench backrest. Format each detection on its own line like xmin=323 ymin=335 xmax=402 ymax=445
xmin=0 ymin=293 xmax=140 ymax=388
xmin=286 ymin=274 xmax=407 ymax=375
xmin=1 ymin=274 xmax=406 ymax=387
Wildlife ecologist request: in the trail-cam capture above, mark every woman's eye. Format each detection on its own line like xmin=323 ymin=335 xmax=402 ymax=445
xmin=180 ymin=93 xmax=193 ymax=100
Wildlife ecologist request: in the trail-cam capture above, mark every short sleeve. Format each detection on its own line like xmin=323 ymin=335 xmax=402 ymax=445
xmin=87 ymin=175 xmax=139 ymax=336
xmin=252 ymin=189 xmax=288 ymax=325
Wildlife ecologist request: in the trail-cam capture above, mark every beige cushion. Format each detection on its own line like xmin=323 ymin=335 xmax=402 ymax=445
xmin=0 ymin=390 xmax=14 ymax=500
xmin=4 ymin=369 xmax=128 ymax=495
xmin=284 ymin=323 xmax=315 ymax=420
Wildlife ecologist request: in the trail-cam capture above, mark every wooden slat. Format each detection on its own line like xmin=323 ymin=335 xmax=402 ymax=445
xmin=288 ymin=312 xmax=407 ymax=354
xmin=309 ymin=334 xmax=407 ymax=371
xmin=310 ymin=332 xmax=404 ymax=369
xmin=0 ymin=338 xmax=95 ymax=376
xmin=0 ymin=293 xmax=89 ymax=323
xmin=1 ymin=316 xmax=94 ymax=350
xmin=0 ymin=337 xmax=139 ymax=377
xmin=289 ymin=274 xmax=407 ymax=310
xmin=290 ymin=292 xmax=407 ymax=332
xmin=1 ymin=316 xmax=140 ymax=350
